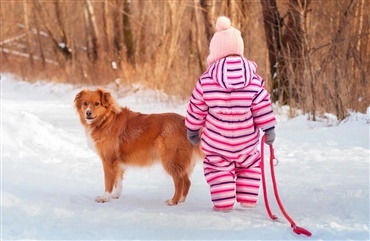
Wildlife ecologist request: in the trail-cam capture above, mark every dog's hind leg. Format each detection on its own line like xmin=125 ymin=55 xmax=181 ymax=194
xmin=158 ymin=149 xmax=183 ymax=205
xmin=165 ymin=170 xmax=184 ymax=206
xmin=157 ymin=136 xmax=193 ymax=205
xmin=162 ymin=157 xmax=192 ymax=205
xmin=180 ymin=175 xmax=191 ymax=203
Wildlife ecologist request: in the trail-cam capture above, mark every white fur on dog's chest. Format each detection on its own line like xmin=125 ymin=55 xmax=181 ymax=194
xmin=85 ymin=129 xmax=97 ymax=153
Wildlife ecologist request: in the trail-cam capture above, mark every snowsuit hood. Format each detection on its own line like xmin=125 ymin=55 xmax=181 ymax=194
xmin=211 ymin=56 xmax=258 ymax=90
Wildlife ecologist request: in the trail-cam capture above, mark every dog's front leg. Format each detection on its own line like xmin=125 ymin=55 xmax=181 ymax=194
xmin=111 ymin=164 xmax=124 ymax=199
xmin=95 ymin=159 xmax=117 ymax=203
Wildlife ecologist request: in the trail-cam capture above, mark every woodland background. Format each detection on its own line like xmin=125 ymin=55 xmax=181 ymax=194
xmin=1 ymin=0 xmax=369 ymax=120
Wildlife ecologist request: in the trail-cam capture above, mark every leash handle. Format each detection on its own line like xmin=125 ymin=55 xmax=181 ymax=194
xmin=261 ymin=135 xmax=312 ymax=237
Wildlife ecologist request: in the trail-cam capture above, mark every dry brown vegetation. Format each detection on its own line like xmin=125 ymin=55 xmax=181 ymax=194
xmin=1 ymin=0 xmax=369 ymax=120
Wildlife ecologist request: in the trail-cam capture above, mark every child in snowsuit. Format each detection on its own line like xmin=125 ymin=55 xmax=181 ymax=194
xmin=185 ymin=16 xmax=277 ymax=212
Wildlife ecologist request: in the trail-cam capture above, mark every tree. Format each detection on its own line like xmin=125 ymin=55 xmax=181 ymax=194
xmin=123 ymin=0 xmax=135 ymax=65
xmin=261 ymin=0 xmax=316 ymax=118
xmin=84 ymin=0 xmax=101 ymax=62
xmin=200 ymin=0 xmax=215 ymax=43
xmin=260 ymin=0 xmax=284 ymax=103
xmin=1 ymin=0 xmax=369 ymax=117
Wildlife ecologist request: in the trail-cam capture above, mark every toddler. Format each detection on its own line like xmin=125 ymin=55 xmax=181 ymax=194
xmin=185 ymin=16 xmax=277 ymax=212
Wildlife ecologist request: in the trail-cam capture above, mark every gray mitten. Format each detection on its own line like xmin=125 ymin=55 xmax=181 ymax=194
xmin=187 ymin=130 xmax=200 ymax=145
xmin=264 ymin=128 xmax=276 ymax=145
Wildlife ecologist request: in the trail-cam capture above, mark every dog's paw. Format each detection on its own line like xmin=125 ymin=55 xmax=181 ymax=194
xmin=179 ymin=196 xmax=186 ymax=203
xmin=95 ymin=196 xmax=110 ymax=203
xmin=165 ymin=199 xmax=179 ymax=206
xmin=111 ymin=193 xmax=121 ymax=199
xmin=95 ymin=192 xmax=111 ymax=203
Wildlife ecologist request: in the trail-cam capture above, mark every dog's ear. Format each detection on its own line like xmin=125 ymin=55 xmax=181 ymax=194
xmin=74 ymin=89 xmax=86 ymax=103
xmin=97 ymin=88 xmax=111 ymax=108
xmin=97 ymin=88 xmax=121 ymax=113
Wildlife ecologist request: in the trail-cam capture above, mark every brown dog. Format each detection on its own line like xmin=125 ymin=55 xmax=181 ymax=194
xmin=74 ymin=88 xmax=201 ymax=205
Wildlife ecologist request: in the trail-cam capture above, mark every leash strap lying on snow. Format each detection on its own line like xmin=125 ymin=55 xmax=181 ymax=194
xmin=260 ymin=135 xmax=312 ymax=237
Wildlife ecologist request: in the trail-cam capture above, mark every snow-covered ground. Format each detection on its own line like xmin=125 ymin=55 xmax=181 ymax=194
xmin=1 ymin=73 xmax=369 ymax=240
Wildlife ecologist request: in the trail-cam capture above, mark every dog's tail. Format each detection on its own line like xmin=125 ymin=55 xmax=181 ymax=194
xmin=187 ymin=143 xmax=204 ymax=175
xmin=191 ymin=143 xmax=204 ymax=162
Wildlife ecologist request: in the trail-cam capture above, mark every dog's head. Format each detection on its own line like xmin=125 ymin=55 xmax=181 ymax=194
xmin=74 ymin=88 xmax=121 ymax=126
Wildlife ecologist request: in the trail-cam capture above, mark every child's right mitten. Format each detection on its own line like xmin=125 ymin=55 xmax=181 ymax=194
xmin=187 ymin=129 xmax=200 ymax=145
xmin=264 ymin=128 xmax=275 ymax=145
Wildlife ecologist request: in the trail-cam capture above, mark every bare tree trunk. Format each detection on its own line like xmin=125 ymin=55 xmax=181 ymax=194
xmin=33 ymin=8 xmax=45 ymax=67
xmin=194 ymin=0 xmax=205 ymax=72
xmin=23 ymin=0 xmax=34 ymax=67
xmin=239 ymin=1 xmax=251 ymax=55
xmin=123 ymin=0 xmax=135 ymax=64
xmin=200 ymin=0 xmax=214 ymax=43
xmin=55 ymin=0 xmax=67 ymax=47
xmin=297 ymin=0 xmax=316 ymax=120
xmin=112 ymin=0 xmax=125 ymax=66
xmin=34 ymin=0 xmax=71 ymax=59
xmin=137 ymin=0 xmax=147 ymax=59
xmin=222 ymin=0 xmax=234 ymax=18
xmin=260 ymin=0 xmax=283 ymax=103
xmin=262 ymin=0 xmax=314 ymax=112
xmin=284 ymin=0 xmax=305 ymax=104
xmin=55 ymin=0 xmax=76 ymax=77
xmin=163 ymin=1 xmax=186 ymax=81
xmin=332 ymin=0 xmax=355 ymax=120
xmin=354 ymin=0 xmax=364 ymax=82
xmin=84 ymin=0 xmax=101 ymax=62
xmin=103 ymin=0 xmax=112 ymax=55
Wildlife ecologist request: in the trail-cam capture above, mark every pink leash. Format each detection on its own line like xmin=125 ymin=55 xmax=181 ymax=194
xmin=260 ymin=135 xmax=312 ymax=237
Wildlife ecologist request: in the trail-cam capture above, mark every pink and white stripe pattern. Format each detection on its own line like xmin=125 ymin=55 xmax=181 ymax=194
xmin=204 ymin=151 xmax=261 ymax=209
xmin=185 ymin=56 xmax=277 ymax=209
xmin=185 ymin=56 xmax=277 ymax=158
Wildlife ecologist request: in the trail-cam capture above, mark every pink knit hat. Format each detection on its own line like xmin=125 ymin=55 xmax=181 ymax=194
xmin=207 ymin=16 xmax=244 ymax=66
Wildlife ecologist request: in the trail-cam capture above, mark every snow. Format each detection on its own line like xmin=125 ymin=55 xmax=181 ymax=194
xmin=1 ymin=73 xmax=369 ymax=240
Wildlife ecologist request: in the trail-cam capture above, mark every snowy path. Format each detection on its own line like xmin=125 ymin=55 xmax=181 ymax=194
xmin=1 ymin=74 xmax=369 ymax=240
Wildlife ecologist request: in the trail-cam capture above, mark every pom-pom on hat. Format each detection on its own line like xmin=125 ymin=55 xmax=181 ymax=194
xmin=207 ymin=16 xmax=244 ymax=65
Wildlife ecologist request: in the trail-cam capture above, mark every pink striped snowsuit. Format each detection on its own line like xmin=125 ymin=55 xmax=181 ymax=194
xmin=185 ymin=56 xmax=277 ymax=209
